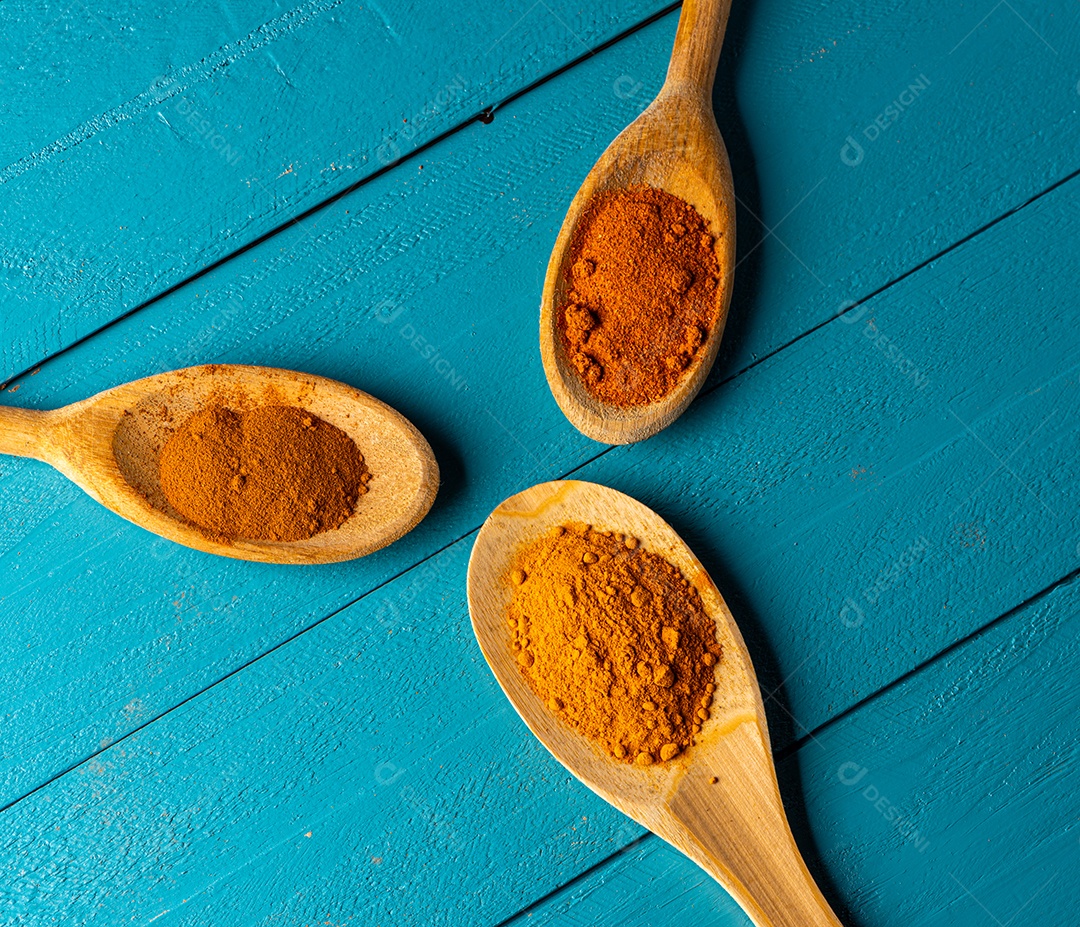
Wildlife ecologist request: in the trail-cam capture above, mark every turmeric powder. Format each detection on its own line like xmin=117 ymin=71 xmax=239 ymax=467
xmin=159 ymin=404 xmax=370 ymax=542
xmin=506 ymin=523 xmax=720 ymax=765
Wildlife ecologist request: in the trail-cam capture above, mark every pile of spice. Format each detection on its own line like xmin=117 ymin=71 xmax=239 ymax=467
xmin=556 ymin=185 xmax=722 ymax=408
xmin=506 ymin=523 xmax=721 ymax=766
xmin=159 ymin=404 xmax=370 ymax=542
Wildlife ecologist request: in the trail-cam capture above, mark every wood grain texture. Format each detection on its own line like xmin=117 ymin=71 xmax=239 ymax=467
xmin=0 ymin=0 xmax=670 ymax=382
xmin=469 ymin=480 xmax=841 ymax=926
xmin=500 ymin=573 xmax=1080 ymax=926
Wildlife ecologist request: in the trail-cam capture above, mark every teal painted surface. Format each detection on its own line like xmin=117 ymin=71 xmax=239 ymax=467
xmin=4 ymin=0 xmax=1080 ymax=390
xmin=0 ymin=0 xmax=1078 ymax=924
xmin=503 ymin=573 xmax=1080 ymax=926
xmin=0 ymin=0 xmax=670 ymax=381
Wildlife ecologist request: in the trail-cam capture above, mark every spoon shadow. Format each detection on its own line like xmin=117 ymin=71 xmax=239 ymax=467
xmin=704 ymin=0 xmax=765 ymax=389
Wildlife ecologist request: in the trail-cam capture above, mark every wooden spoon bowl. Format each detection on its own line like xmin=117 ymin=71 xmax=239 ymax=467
xmin=0 ymin=365 xmax=438 ymax=564
xmin=468 ymin=481 xmax=842 ymax=927
xmin=540 ymin=0 xmax=737 ymax=444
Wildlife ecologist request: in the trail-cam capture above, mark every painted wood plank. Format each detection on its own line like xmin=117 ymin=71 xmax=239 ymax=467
xmin=0 ymin=0 xmax=671 ymax=381
xmin=5 ymin=0 xmax=1080 ymax=401
xmin=505 ymin=838 xmax=752 ymax=926
xmin=705 ymin=0 xmax=1080 ymax=381
xmin=2 ymin=517 xmax=1075 ymax=924
xmin=0 ymin=540 xmax=639 ymax=926
xmin=1 ymin=15 xmax=1078 ymax=822
xmin=501 ymin=573 xmax=1080 ymax=926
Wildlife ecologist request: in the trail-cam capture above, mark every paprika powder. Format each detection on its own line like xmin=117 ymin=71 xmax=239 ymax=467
xmin=556 ymin=185 xmax=722 ymax=408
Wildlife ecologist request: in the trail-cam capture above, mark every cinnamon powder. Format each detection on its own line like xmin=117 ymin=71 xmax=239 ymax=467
xmin=159 ymin=404 xmax=370 ymax=542
xmin=556 ymin=185 xmax=722 ymax=407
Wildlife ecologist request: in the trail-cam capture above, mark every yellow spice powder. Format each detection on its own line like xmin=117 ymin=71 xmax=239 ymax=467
xmin=507 ymin=523 xmax=720 ymax=765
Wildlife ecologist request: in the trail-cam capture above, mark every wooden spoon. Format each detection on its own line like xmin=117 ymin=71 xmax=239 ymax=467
xmin=468 ymin=481 xmax=843 ymax=927
xmin=540 ymin=0 xmax=737 ymax=444
xmin=0 ymin=364 xmax=438 ymax=564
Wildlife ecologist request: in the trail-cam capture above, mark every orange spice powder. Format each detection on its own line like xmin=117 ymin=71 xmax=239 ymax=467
xmin=507 ymin=523 xmax=720 ymax=766
xmin=556 ymin=185 xmax=722 ymax=408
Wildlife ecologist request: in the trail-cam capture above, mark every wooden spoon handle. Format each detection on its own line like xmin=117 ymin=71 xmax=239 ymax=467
xmin=669 ymin=719 xmax=844 ymax=927
xmin=696 ymin=821 xmax=843 ymax=927
xmin=664 ymin=0 xmax=733 ymax=96
xmin=0 ymin=406 xmax=52 ymax=460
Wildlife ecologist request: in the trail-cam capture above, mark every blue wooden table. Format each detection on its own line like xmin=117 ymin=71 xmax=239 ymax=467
xmin=1 ymin=1 xmax=1077 ymax=923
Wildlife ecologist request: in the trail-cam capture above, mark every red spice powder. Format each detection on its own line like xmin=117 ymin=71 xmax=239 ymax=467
xmin=556 ymin=185 xmax=722 ymax=408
